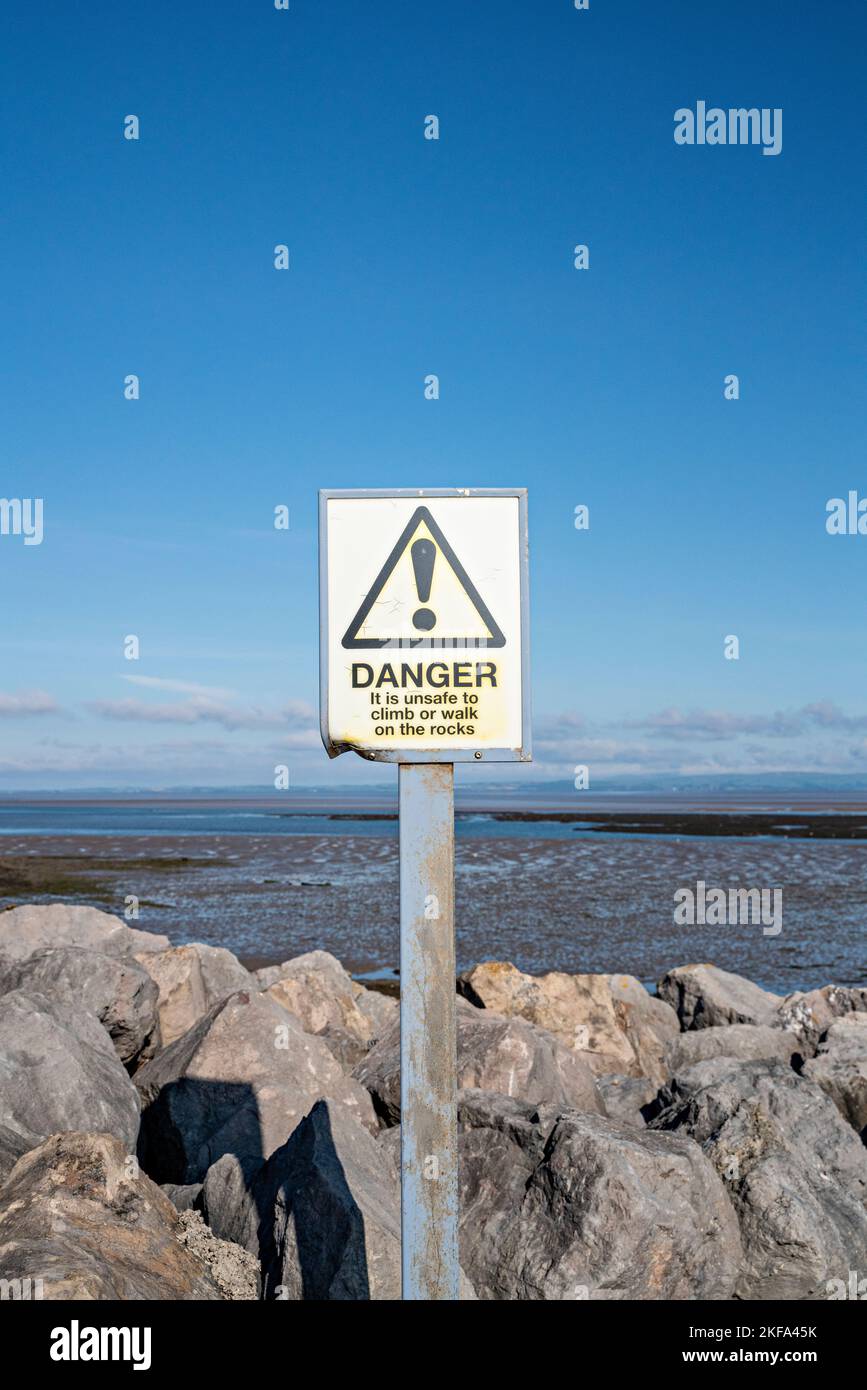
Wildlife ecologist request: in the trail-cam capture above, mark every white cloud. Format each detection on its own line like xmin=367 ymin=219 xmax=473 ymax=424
xmin=5 ymin=693 xmax=867 ymax=784
xmin=120 ymin=675 xmax=238 ymax=699
xmin=86 ymin=696 xmax=317 ymax=732
xmin=803 ymin=700 xmax=867 ymax=732
xmin=628 ymin=706 xmax=803 ymax=740
xmin=0 ymin=690 xmax=60 ymax=717
xmin=0 ymin=732 xmax=318 ymax=776
xmin=527 ymin=703 xmax=867 ymax=776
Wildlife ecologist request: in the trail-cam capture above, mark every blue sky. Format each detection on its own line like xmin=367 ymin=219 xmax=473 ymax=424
xmin=1 ymin=0 xmax=864 ymax=787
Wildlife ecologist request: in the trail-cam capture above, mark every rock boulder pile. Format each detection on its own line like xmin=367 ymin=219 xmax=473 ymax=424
xmin=0 ymin=906 xmax=864 ymax=1301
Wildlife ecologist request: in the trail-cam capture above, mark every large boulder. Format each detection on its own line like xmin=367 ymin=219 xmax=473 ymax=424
xmin=0 ymin=903 xmax=168 ymax=963
xmin=596 ymin=1074 xmax=656 ymax=1128
xmin=204 ymin=1099 xmax=402 ymax=1300
xmin=458 ymin=962 xmax=677 ymax=1085
xmin=162 ymin=1182 xmax=203 ymax=1213
xmin=657 ymin=963 xmax=781 ymax=1030
xmin=134 ymin=943 xmax=255 ymax=1048
xmin=0 ymin=989 xmax=140 ymax=1153
xmin=260 ymin=951 xmax=397 ymax=1068
xmin=665 ymin=1023 xmax=800 ymax=1073
xmin=197 ymin=1155 xmax=254 ymax=1251
xmin=135 ymin=989 xmax=376 ymax=1184
xmin=649 ymin=1058 xmax=867 ymax=1299
xmin=257 ymin=1099 xmax=405 ymax=1300
xmin=193 ymin=943 xmax=256 ymax=1005
xmin=0 ymin=947 xmax=159 ymax=1067
xmin=457 ymin=1090 xmax=742 ymax=1300
xmin=133 ymin=946 xmax=206 ymax=1049
xmin=774 ymin=985 xmax=867 ymax=1055
xmin=353 ymin=1002 xmax=605 ymax=1127
xmin=201 ymin=1100 xmax=475 ymax=1301
xmin=0 ymin=1132 xmax=222 ymax=1299
xmin=803 ymin=1015 xmax=867 ymax=1139
xmin=352 ymin=983 xmax=398 ymax=1038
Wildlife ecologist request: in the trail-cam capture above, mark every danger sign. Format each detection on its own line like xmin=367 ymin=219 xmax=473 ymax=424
xmin=319 ymin=489 xmax=530 ymax=762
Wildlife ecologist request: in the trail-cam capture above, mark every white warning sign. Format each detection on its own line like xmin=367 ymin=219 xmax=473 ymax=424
xmin=319 ymin=489 xmax=530 ymax=762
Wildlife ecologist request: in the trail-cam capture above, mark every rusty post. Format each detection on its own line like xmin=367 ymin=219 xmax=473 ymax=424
xmin=399 ymin=761 xmax=459 ymax=1300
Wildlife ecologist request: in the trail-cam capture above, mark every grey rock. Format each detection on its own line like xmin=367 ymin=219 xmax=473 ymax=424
xmin=0 ymin=1122 xmax=38 ymax=1185
xmin=0 ymin=1132 xmax=222 ymax=1299
xmin=376 ymin=1124 xmax=402 ymax=1167
xmin=0 ymin=903 xmax=169 ymax=964
xmin=803 ymin=1015 xmax=867 ymax=1139
xmin=253 ymin=964 xmax=285 ymax=989
xmin=774 ymin=985 xmax=867 ymax=1055
xmin=658 ymin=963 xmax=782 ymax=1030
xmin=134 ymin=942 xmax=255 ymax=1049
xmin=175 ymin=1209 xmax=259 ymax=1300
xmin=202 ymin=1099 xmax=474 ymax=1300
xmin=318 ymin=1025 xmax=375 ymax=1070
xmin=133 ymin=945 xmax=208 ymax=1047
xmin=649 ymin=1057 xmax=867 ymax=1299
xmin=261 ymin=950 xmax=398 ymax=1069
xmin=0 ymin=946 xmax=160 ymax=1067
xmin=459 ymin=961 xmax=678 ymax=1085
xmin=135 ymin=989 xmax=376 ymax=1184
xmin=354 ymin=983 xmax=399 ymax=1038
xmin=457 ymin=1089 xmax=742 ymax=1299
xmin=161 ymin=1182 xmax=204 ymax=1212
xmin=596 ymin=1074 xmax=656 ymax=1127
xmin=193 ymin=943 xmax=256 ymax=1006
xmin=241 ymin=1099 xmax=402 ymax=1300
xmin=354 ymin=1004 xmax=605 ymax=1126
xmin=0 ymin=989 xmax=140 ymax=1152
xmin=254 ymin=949 xmax=353 ymax=999
xmin=665 ymin=1023 xmax=801 ymax=1073
xmin=199 ymin=1152 xmax=257 ymax=1251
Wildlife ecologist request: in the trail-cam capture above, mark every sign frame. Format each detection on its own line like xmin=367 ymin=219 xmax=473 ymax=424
xmin=318 ymin=487 xmax=531 ymax=764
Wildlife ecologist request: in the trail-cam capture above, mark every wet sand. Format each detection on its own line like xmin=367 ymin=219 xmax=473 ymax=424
xmin=1 ymin=830 xmax=865 ymax=995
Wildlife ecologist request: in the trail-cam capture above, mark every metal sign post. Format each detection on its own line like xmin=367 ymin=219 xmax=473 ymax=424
xmin=319 ymin=487 xmax=530 ymax=1301
xmin=399 ymin=762 xmax=458 ymax=1299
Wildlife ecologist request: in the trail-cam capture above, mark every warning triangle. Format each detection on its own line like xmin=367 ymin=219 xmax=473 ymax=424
xmin=341 ymin=506 xmax=506 ymax=649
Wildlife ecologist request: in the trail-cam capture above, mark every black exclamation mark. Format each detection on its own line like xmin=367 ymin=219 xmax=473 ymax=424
xmin=411 ymin=538 xmax=436 ymax=631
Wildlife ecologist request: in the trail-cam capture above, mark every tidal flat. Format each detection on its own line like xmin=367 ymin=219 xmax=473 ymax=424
xmin=1 ymin=826 xmax=864 ymax=995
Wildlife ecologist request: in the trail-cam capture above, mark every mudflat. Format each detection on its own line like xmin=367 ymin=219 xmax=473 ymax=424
xmin=1 ymin=827 xmax=865 ymax=995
